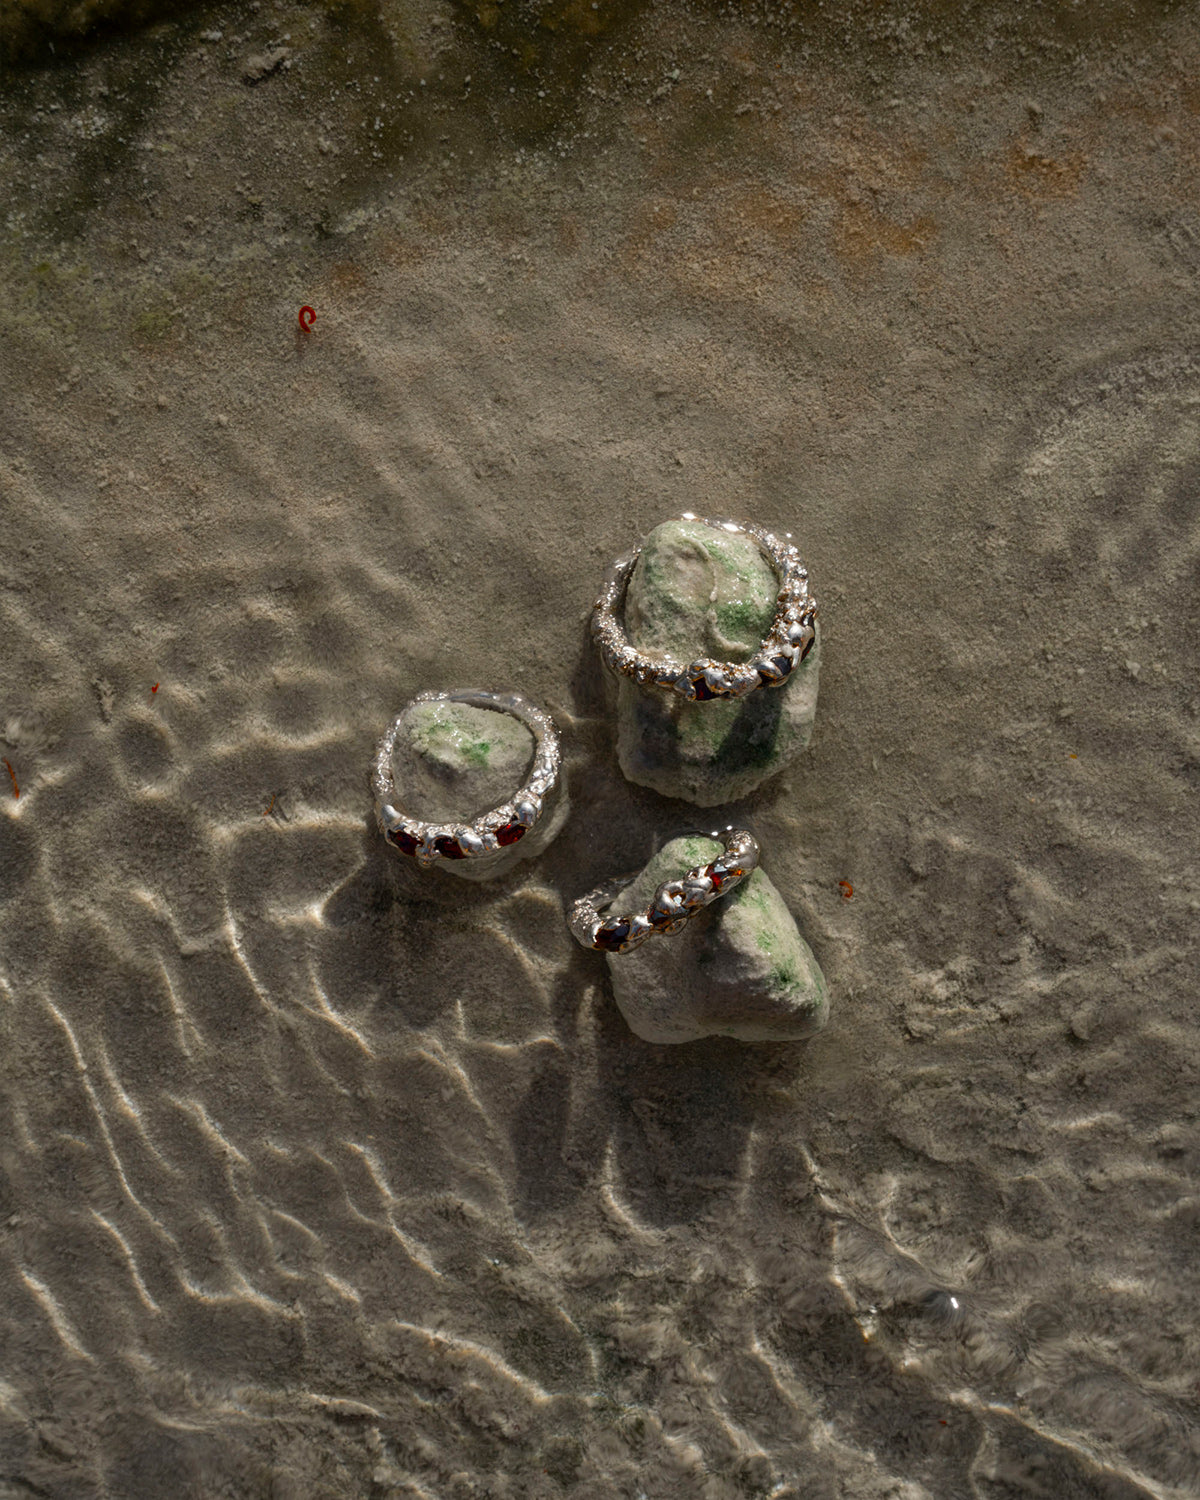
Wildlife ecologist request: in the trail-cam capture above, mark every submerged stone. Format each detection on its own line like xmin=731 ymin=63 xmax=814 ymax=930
xmin=604 ymin=835 xmax=829 ymax=1044
xmin=614 ymin=518 xmax=821 ymax=806
xmin=387 ymin=699 xmax=566 ymax=881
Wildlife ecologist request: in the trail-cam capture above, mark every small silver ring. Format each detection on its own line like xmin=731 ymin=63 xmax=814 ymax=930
xmin=591 ymin=514 xmax=817 ymax=702
xmin=373 ymin=689 xmax=561 ymax=868
xmin=569 ymin=828 xmax=760 ymax=954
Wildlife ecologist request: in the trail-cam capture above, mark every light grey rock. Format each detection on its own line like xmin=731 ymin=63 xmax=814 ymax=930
xmin=614 ymin=518 xmax=821 ymax=806
xmin=605 ymin=835 xmax=829 ymax=1043
xmin=388 ymin=699 xmax=567 ymax=881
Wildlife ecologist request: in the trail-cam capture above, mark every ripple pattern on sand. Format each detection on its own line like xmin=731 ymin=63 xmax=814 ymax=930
xmin=3 ymin=16 xmax=1200 ymax=1495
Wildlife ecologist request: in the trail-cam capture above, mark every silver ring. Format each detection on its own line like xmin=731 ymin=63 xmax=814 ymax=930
xmin=568 ymin=828 xmax=760 ymax=954
xmin=591 ymin=514 xmax=817 ymax=702
xmin=373 ymin=689 xmax=561 ymax=868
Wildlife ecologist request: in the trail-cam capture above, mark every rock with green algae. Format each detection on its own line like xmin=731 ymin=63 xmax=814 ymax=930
xmin=604 ymin=835 xmax=829 ymax=1043
xmin=613 ymin=518 xmax=820 ymax=806
xmin=387 ymin=698 xmax=568 ymax=882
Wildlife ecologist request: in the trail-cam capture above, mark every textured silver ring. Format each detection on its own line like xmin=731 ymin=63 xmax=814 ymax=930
xmin=568 ymin=828 xmax=760 ymax=954
xmin=591 ymin=514 xmax=817 ymax=702
xmin=373 ymin=689 xmax=561 ymax=868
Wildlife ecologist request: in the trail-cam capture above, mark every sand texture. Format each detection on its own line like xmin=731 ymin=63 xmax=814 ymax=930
xmin=1 ymin=1 xmax=1199 ymax=1495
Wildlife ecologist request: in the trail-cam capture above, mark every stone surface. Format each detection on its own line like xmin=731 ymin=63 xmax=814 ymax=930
xmin=614 ymin=518 xmax=821 ymax=806
xmin=388 ymin=700 xmax=567 ymax=881
xmin=605 ymin=835 xmax=829 ymax=1043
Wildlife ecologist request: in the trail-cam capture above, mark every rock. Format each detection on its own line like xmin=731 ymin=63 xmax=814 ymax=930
xmin=613 ymin=518 xmax=821 ymax=806
xmin=604 ymin=835 xmax=829 ymax=1043
xmin=242 ymin=46 xmax=291 ymax=84
xmin=387 ymin=698 xmax=567 ymax=881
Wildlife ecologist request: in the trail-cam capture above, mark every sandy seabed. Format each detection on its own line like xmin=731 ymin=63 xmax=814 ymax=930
xmin=0 ymin=0 xmax=1198 ymax=1495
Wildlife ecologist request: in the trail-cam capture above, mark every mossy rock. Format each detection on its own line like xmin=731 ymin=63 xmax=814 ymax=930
xmin=614 ymin=519 xmax=821 ymax=806
xmin=388 ymin=700 xmax=567 ymax=881
xmin=605 ymin=836 xmax=829 ymax=1043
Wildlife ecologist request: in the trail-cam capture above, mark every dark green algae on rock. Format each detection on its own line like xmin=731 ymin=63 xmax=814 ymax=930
xmin=605 ymin=835 xmax=828 ymax=1044
xmin=614 ymin=518 xmax=821 ymax=806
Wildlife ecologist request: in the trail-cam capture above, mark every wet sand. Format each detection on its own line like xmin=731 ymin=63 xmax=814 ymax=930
xmin=1 ymin=1 xmax=1198 ymax=1495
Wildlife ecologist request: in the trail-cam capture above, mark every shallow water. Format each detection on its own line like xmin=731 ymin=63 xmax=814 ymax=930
xmin=1 ymin=2 xmax=1198 ymax=1496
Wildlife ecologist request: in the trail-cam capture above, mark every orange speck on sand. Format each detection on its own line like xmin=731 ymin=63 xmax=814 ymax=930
xmin=151 ymin=683 xmax=159 ymax=695
xmin=3 ymin=759 xmax=17 ymax=799
xmin=838 ymin=880 xmax=854 ymax=899
xmin=1005 ymin=141 xmax=1087 ymax=200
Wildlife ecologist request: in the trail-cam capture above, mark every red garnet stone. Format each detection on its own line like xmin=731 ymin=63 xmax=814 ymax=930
xmin=388 ymin=828 xmax=421 ymax=857
xmin=594 ymin=919 xmax=630 ymax=951
xmin=493 ymin=820 xmax=526 ymax=847
xmin=434 ymin=835 xmax=468 ymax=860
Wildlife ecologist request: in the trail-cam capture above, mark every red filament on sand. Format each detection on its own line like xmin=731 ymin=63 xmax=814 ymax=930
xmin=298 ymin=305 xmax=316 ymax=331
xmin=3 ymin=759 xmax=17 ymax=799
xmin=151 ymin=683 xmax=159 ymax=695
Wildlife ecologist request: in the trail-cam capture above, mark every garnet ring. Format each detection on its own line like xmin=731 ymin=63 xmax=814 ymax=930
xmin=373 ymin=689 xmax=561 ymax=868
xmin=591 ymin=514 xmax=817 ymax=702
xmin=568 ymin=828 xmax=760 ymax=955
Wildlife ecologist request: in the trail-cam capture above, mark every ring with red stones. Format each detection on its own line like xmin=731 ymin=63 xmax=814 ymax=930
xmin=591 ymin=514 xmax=817 ymax=703
xmin=373 ymin=689 xmax=562 ymax=869
xmin=568 ymin=828 xmax=760 ymax=955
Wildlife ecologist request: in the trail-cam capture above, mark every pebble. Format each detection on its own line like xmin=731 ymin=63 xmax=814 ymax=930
xmin=387 ymin=700 xmax=567 ymax=882
xmin=613 ymin=518 xmax=820 ymax=805
xmin=605 ymin=835 xmax=829 ymax=1043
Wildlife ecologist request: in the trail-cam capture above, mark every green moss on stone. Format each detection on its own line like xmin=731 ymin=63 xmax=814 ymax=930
xmin=716 ymin=595 xmax=772 ymax=641
xmin=395 ymin=700 xmax=534 ymax=823
xmin=413 ymin=715 xmax=493 ymax=769
xmin=616 ymin=518 xmax=821 ymax=806
xmin=605 ymin=836 xmax=830 ymax=1043
xmin=615 ymin=835 xmax=722 ymax=910
xmin=771 ymin=961 xmax=800 ymax=990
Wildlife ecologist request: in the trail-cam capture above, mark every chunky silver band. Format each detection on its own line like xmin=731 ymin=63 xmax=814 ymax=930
xmin=569 ymin=828 xmax=760 ymax=955
xmin=373 ymin=689 xmax=561 ymax=868
xmin=591 ymin=514 xmax=817 ymax=702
